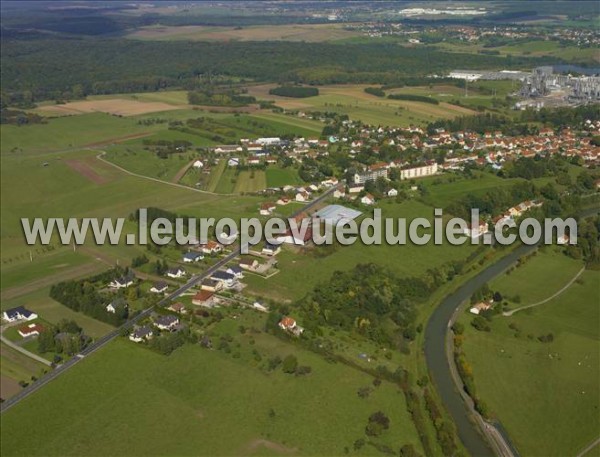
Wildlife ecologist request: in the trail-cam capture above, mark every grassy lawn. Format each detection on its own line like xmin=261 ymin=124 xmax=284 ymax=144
xmin=490 ymin=247 xmax=584 ymax=305
xmin=213 ymin=166 xmax=238 ymax=194
xmin=265 ymin=166 xmax=303 ymax=188
xmin=458 ymin=268 xmax=599 ymax=457
xmin=234 ymin=170 xmax=267 ymax=193
xmin=1 ymin=333 xmax=423 ymax=456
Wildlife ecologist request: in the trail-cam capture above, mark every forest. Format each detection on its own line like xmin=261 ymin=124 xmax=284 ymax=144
xmin=1 ymin=37 xmax=554 ymax=103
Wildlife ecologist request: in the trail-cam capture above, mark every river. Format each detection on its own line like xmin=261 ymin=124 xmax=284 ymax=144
xmin=425 ymin=207 xmax=599 ymax=456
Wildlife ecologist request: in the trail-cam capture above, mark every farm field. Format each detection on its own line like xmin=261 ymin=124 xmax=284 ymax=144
xmin=244 ymin=199 xmax=480 ymax=302
xmin=35 ymin=99 xmax=186 ymax=117
xmin=1 ymin=333 xmax=423 ymax=456
xmin=1 ymin=342 xmax=48 ymax=400
xmin=457 ymin=265 xmax=599 ymax=457
xmin=246 ymin=84 xmax=476 ymax=126
xmin=128 ymin=23 xmax=363 ymax=42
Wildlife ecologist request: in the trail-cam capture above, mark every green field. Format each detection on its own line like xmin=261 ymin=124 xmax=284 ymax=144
xmin=265 ymin=167 xmax=303 ymax=188
xmin=490 ymin=247 xmax=584 ymax=306
xmin=234 ymin=170 xmax=267 ymax=193
xmin=457 ymin=251 xmax=599 ymax=457
xmin=1 ymin=330 xmax=424 ymax=456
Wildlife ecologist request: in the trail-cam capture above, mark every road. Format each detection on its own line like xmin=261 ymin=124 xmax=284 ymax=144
xmin=0 ymin=186 xmax=335 ymax=413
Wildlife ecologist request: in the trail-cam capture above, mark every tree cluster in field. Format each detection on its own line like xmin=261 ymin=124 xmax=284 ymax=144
xmin=148 ymin=326 xmax=196 ymax=355
xmin=141 ymin=139 xmax=192 ymax=159
xmin=293 ymin=263 xmax=427 ymax=346
xmin=37 ymin=319 xmax=91 ymax=356
xmin=269 ymin=86 xmax=319 ymax=98
xmin=364 ymin=87 xmax=386 ymax=97
xmin=188 ymin=89 xmax=256 ymax=107
xmin=49 ymin=268 xmax=130 ymax=326
xmin=387 ymin=94 xmax=439 ymax=105
xmin=0 ymin=109 xmax=47 ymax=126
xmin=423 ymin=389 xmax=460 ymax=455
xmin=564 ymin=215 xmax=600 ymax=266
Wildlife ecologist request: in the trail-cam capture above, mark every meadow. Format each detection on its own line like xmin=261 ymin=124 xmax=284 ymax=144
xmin=457 ymin=251 xmax=598 ymax=457
xmin=1 ymin=333 xmax=424 ymax=456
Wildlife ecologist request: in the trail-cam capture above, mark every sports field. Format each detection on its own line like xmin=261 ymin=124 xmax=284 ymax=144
xmin=458 ymin=250 xmax=599 ymax=457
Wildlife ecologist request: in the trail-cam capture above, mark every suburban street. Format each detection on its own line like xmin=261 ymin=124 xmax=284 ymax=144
xmin=0 ymin=186 xmax=336 ymax=413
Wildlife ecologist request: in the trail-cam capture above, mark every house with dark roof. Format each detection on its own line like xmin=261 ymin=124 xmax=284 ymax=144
xmin=183 ymin=252 xmax=204 ymax=263
xmin=166 ymin=267 xmax=186 ymax=279
xmin=150 ymin=281 xmax=168 ymax=294
xmin=201 ymin=278 xmax=223 ymax=292
xmin=210 ymin=270 xmax=237 ymax=288
xmin=225 ymin=265 xmax=244 ymax=279
xmin=2 ymin=306 xmax=38 ymax=323
xmin=109 ymin=272 xmax=135 ymax=289
xmin=154 ymin=315 xmax=180 ymax=331
xmin=106 ymin=298 xmax=128 ymax=314
xmin=129 ymin=326 xmax=154 ymax=343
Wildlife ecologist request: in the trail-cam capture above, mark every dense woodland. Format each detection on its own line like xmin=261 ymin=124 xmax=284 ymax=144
xmin=1 ymin=38 xmax=554 ymax=103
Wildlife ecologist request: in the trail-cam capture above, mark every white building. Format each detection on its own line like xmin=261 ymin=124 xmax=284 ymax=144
xmin=399 ymin=162 xmax=438 ymax=180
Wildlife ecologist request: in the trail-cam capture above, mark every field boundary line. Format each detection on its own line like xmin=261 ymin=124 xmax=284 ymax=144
xmin=503 ymin=266 xmax=586 ymax=317
xmin=171 ymin=158 xmax=196 ymax=184
xmin=93 ymin=150 xmax=236 ymax=197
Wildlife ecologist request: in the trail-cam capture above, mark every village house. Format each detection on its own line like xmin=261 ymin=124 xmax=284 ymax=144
xmin=201 ymin=278 xmax=223 ymax=292
xmin=154 ymin=315 xmax=180 ymax=331
xmin=260 ymin=202 xmax=277 ymax=216
xmin=167 ymin=302 xmax=187 ymax=314
xmin=276 ymin=226 xmax=313 ymax=246
xmin=192 ymin=290 xmax=217 ymax=308
xmin=262 ymin=243 xmax=281 ymax=256
xmin=361 ymin=194 xmax=376 ymax=205
xmin=18 ymin=323 xmax=44 ymax=338
xmin=211 ymin=270 xmax=237 ymax=288
xmin=129 ymin=326 xmax=153 ymax=343
xmin=295 ymin=191 xmax=311 ymax=202
xmin=166 ymin=267 xmax=186 ymax=279
xmin=239 ymin=257 xmax=259 ymax=270
xmin=278 ymin=316 xmax=304 ymax=336
xmin=333 ymin=189 xmax=346 ymax=199
xmin=192 ymin=160 xmax=204 ymax=169
xmin=387 ymin=188 xmax=398 ymax=197
xmin=150 ymin=281 xmax=169 ymax=294
xmin=109 ymin=273 xmax=135 ymax=289
xmin=199 ymin=241 xmax=223 ymax=255
xmin=183 ymin=252 xmax=204 ymax=263
xmin=106 ymin=299 xmax=127 ymax=314
xmin=469 ymin=301 xmax=493 ymax=315
xmin=226 ymin=265 xmax=244 ymax=279
xmin=2 ymin=306 xmax=38 ymax=323
xmin=277 ymin=196 xmax=291 ymax=205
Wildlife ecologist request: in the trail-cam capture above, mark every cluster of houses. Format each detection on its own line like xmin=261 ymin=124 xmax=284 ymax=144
xmin=463 ymin=199 xmax=544 ymax=239
xmin=129 ymin=314 xmax=182 ymax=343
xmin=2 ymin=306 xmax=46 ymax=339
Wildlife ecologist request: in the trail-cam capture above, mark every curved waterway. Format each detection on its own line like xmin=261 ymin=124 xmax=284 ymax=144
xmin=425 ymin=243 xmax=538 ymax=456
xmin=425 ymin=207 xmax=599 ymax=456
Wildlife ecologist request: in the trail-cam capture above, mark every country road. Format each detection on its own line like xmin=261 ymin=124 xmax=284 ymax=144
xmin=0 ymin=186 xmax=336 ymax=413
